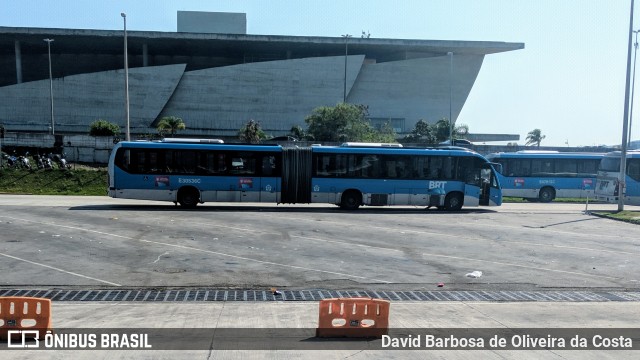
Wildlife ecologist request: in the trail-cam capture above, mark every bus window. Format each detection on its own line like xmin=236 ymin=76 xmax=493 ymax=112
xmin=133 ymin=149 xmax=146 ymax=173
xmin=314 ymin=154 xmax=330 ymax=177
xmin=412 ymin=156 xmax=428 ymax=179
xmin=531 ymin=159 xmax=553 ymax=177
xmin=383 ymin=155 xmax=410 ymax=179
xmin=360 ymin=155 xmax=380 ymax=178
xmin=555 ymin=159 xmax=578 ymax=177
xmin=261 ymin=154 xmax=280 ymax=176
xmin=600 ymin=157 xmax=620 ymax=172
xmin=116 ymin=149 xmax=131 ymax=171
xmin=148 ymin=151 xmax=161 ymax=173
xmin=456 ymin=157 xmax=480 ymax=185
xmin=175 ymin=150 xmax=198 ymax=174
xmin=629 ymin=159 xmax=640 ymax=182
xmin=508 ymin=158 xmax=531 ymax=176
xmin=442 ymin=157 xmax=454 ymax=179
xmin=428 ymin=157 xmax=443 ymax=179
xmin=199 ymin=152 xmax=227 ymax=175
xmin=229 ymin=152 xmax=257 ymax=175
xmin=577 ymin=159 xmax=598 ymax=177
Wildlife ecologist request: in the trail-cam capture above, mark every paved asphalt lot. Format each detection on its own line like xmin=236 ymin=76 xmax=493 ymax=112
xmin=0 ymin=195 xmax=638 ymax=292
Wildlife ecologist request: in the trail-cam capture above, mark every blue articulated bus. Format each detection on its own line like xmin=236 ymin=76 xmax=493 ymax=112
xmin=108 ymin=140 xmax=502 ymax=210
xmin=595 ymin=150 xmax=640 ymax=206
xmin=486 ymin=151 xmax=603 ymax=202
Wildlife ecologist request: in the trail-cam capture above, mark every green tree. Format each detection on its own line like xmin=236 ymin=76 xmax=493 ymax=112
xmin=238 ymin=119 xmax=266 ymax=144
xmin=288 ymin=125 xmax=314 ymax=141
xmin=402 ymin=119 xmax=435 ymax=144
xmin=305 ymin=103 xmax=396 ymax=142
xmin=525 ymin=128 xmax=546 ymax=147
xmin=370 ymin=121 xmax=397 ymax=143
xmin=157 ymin=116 xmax=186 ymax=136
xmin=89 ymin=119 xmax=120 ymax=136
xmin=432 ymin=118 xmax=470 ymax=143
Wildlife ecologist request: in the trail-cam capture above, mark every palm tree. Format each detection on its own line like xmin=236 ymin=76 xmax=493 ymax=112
xmin=157 ymin=116 xmax=186 ymax=136
xmin=525 ymin=129 xmax=546 ymax=147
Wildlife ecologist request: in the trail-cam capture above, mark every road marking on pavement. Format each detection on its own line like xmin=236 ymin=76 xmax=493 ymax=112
xmin=253 ymin=214 xmax=639 ymax=256
xmin=0 ymin=216 xmax=391 ymax=284
xmin=162 ymin=221 xmax=627 ymax=281
xmin=0 ymin=215 xmax=623 ymax=283
xmin=137 ymin=238 xmax=390 ymax=283
xmin=418 ymin=252 xmax=618 ymax=280
xmin=152 ymin=251 xmax=170 ymax=264
xmin=291 ymin=235 xmax=620 ymax=280
xmin=143 ymin=217 xmax=638 ymax=280
xmin=0 ymin=252 xmax=122 ymax=286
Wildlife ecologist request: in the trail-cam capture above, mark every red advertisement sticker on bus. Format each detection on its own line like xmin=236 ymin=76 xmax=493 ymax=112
xmin=514 ymin=178 xmax=525 ymax=187
xmin=155 ymin=176 xmax=170 ymax=187
xmin=239 ymin=178 xmax=253 ymax=189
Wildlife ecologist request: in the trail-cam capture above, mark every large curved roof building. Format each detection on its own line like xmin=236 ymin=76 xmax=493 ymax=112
xmin=0 ymin=11 xmax=523 ymax=137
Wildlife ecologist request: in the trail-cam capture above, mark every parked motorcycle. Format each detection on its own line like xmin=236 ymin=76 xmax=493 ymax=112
xmin=33 ymin=154 xmax=45 ymax=169
xmin=17 ymin=155 xmax=31 ymax=170
xmin=43 ymin=156 xmax=53 ymax=170
xmin=52 ymin=153 xmax=71 ymax=169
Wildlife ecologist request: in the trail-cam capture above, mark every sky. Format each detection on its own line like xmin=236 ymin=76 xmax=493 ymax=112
xmin=1 ymin=0 xmax=637 ymax=146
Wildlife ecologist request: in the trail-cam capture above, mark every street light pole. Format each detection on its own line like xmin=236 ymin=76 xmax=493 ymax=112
xmin=619 ymin=0 xmax=635 ymax=211
xmin=44 ymin=38 xmax=55 ymax=135
xmin=121 ymin=12 xmax=130 ymax=141
xmin=341 ymin=34 xmax=352 ymax=103
xmin=447 ymin=51 xmax=453 ymax=145
xmin=630 ymin=29 xmax=640 ymax=147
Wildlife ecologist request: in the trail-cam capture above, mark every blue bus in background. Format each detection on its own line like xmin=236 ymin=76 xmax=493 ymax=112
xmin=595 ymin=150 xmax=640 ymax=206
xmin=486 ymin=151 xmax=603 ymax=202
xmin=108 ymin=139 xmax=502 ymax=210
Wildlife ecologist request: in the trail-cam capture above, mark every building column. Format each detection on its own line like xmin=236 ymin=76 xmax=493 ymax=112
xmin=142 ymin=43 xmax=148 ymax=67
xmin=14 ymin=40 xmax=22 ymax=84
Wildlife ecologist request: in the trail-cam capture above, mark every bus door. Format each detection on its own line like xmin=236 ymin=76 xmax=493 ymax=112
xmin=626 ymin=158 xmax=640 ymax=205
xmin=460 ymin=158 xmax=483 ymax=207
xmin=259 ymin=154 xmax=280 ymax=203
xmin=480 ymin=163 xmax=501 ymax=206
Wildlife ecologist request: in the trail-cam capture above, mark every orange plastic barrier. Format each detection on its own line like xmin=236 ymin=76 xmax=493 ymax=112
xmin=0 ymin=297 xmax=52 ymax=340
xmin=316 ymin=297 xmax=390 ymax=338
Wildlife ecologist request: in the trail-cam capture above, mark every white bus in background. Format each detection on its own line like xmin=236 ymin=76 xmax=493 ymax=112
xmin=595 ymin=150 xmax=640 ymax=206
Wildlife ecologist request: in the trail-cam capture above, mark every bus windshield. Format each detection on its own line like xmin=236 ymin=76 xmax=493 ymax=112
xmin=599 ymin=157 xmax=621 ymax=172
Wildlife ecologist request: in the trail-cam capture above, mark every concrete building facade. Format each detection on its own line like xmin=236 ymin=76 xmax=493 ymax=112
xmin=0 ymin=12 xmax=523 ymax=138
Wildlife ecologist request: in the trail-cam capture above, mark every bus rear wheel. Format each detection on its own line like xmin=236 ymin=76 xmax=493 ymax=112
xmin=442 ymin=192 xmax=464 ymax=211
xmin=178 ymin=187 xmax=200 ymax=208
xmin=538 ymin=187 xmax=555 ymax=203
xmin=340 ymin=190 xmax=362 ymax=210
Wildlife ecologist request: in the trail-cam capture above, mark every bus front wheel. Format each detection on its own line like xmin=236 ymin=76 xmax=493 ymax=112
xmin=178 ymin=187 xmax=200 ymax=208
xmin=340 ymin=190 xmax=362 ymax=210
xmin=442 ymin=192 xmax=464 ymax=211
xmin=538 ymin=187 xmax=555 ymax=203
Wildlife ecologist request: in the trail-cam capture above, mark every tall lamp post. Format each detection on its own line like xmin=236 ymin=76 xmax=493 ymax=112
xmin=341 ymin=34 xmax=352 ymax=103
xmin=43 ymin=38 xmax=55 ymax=135
xmin=121 ymin=12 xmax=130 ymax=141
xmin=447 ymin=51 xmax=453 ymax=144
xmin=619 ymin=0 xmax=635 ymax=211
xmin=630 ymin=29 xmax=640 ymax=147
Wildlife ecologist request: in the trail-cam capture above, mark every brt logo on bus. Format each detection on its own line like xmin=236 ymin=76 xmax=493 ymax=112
xmin=428 ymin=181 xmax=447 ymax=189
